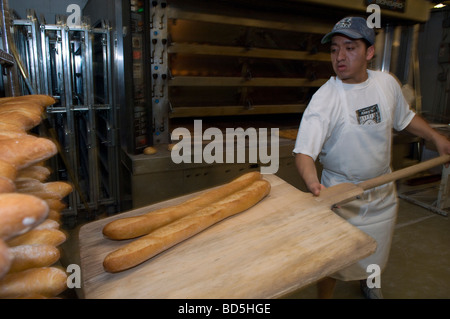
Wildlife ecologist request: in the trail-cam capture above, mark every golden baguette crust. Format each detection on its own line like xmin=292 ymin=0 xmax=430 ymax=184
xmin=47 ymin=210 xmax=61 ymax=222
xmin=6 ymin=228 xmax=66 ymax=247
xmin=0 ymin=94 xmax=56 ymax=107
xmin=0 ymin=121 xmax=24 ymax=133
xmin=0 ymin=193 xmax=49 ymax=240
xmin=0 ymin=110 xmax=42 ymax=131
xmin=34 ymin=219 xmax=60 ymax=230
xmin=0 ymin=239 xmax=12 ymax=279
xmin=16 ymin=165 xmax=51 ymax=182
xmin=15 ymin=180 xmax=72 ymax=200
xmin=8 ymin=245 xmax=60 ymax=273
xmin=0 ymin=136 xmax=57 ymax=170
xmin=103 ymin=171 xmax=262 ymax=240
xmin=0 ymin=130 xmax=28 ymax=140
xmin=103 ymin=179 xmax=271 ymax=273
xmin=0 ymin=102 xmax=44 ymax=116
xmin=43 ymin=181 xmax=73 ymax=199
xmin=45 ymin=198 xmax=67 ymax=212
xmin=0 ymin=267 xmax=67 ymax=298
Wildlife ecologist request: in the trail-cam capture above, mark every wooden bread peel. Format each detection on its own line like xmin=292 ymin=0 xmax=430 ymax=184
xmin=316 ymin=154 xmax=450 ymax=207
xmin=78 ymin=155 xmax=450 ymax=298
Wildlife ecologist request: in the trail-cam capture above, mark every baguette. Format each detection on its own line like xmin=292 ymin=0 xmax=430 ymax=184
xmin=15 ymin=180 xmax=72 ymax=200
xmin=16 ymin=165 xmax=51 ymax=182
xmin=0 ymin=121 xmax=24 ymax=133
xmin=0 ymin=101 xmax=44 ymax=113
xmin=0 ymin=136 xmax=57 ymax=170
xmin=43 ymin=181 xmax=73 ymax=199
xmin=8 ymin=245 xmax=60 ymax=273
xmin=103 ymin=179 xmax=271 ymax=273
xmin=47 ymin=210 xmax=61 ymax=222
xmin=0 ymin=130 xmax=28 ymax=140
xmin=6 ymin=228 xmax=66 ymax=247
xmin=45 ymin=198 xmax=67 ymax=212
xmin=0 ymin=267 xmax=67 ymax=298
xmin=0 ymin=239 xmax=12 ymax=279
xmin=34 ymin=219 xmax=60 ymax=230
xmin=0 ymin=94 xmax=56 ymax=107
xmin=0 ymin=193 xmax=49 ymax=240
xmin=103 ymin=171 xmax=262 ymax=240
xmin=0 ymin=110 xmax=42 ymax=131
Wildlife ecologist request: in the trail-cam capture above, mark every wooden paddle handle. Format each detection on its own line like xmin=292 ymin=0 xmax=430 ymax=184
xmin=357 ymin=154 xmax=450 ymax=191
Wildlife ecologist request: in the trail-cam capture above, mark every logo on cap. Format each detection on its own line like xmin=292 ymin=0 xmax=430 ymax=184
xmin=336 ymin=17 xmax=352 ymax=29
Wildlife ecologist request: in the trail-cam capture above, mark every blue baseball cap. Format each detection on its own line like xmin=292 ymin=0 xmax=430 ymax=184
xmin=321 ymin=17 xmax=376 ymax=46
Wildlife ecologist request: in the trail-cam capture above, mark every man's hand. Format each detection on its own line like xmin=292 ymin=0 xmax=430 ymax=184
xmin=308 ymin=182 xmax=326 ymax=197
xmin=295 ymin=153 xmax=325 ymax=195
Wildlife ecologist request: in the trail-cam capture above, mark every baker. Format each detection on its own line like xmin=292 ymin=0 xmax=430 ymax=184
xmin=293 ymin=16 xmax=450 ymax=299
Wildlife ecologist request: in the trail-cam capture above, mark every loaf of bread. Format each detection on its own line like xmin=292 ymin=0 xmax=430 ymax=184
xmin=103 ymin=171 xmax=262 ymax=240
xmin=0 ymin=101 xmax=45 ymax=113
xmin=47 ymin=210 xmax=61 ymax=222
xmin=0 ymin=267 xmax=67 ymax=298
xmin=42 ymin=181 xmax=73 ymax=199
xmin=103 ymin=171 xmax=261 ymax=240
xmin=0 ymin=110 xmax=42 ymax=131
xmin=44 ymin=198 xmax=67 ymax=212
xmin=16 ymin=165 xmax=51 ymax=182
xmin=0 ymin=239 xmax=12 ymax=279
xmin=143 ymin=146 xmax=157 ymax=155
xmin=6 ymin=228 xmax=66 ymax=247
xmin=0 ymin=193 xmax=49 ymax=240
xmin=0 ymin=130 xmax=28 ymax=140
xmin=34 ymin=219 xmax=60 ymax=230
xmin=0 ymin=136 xmax=57 ymax=170
xmin=0 ymin=94 xmax=56 ymax=107
xmin=0 ymin=176 xmax=15 ymax=194
xmin=103 ymin=179 xmax=271 ymax=273
xmin=13 ymin=179 xmax=44 ymax=194
xmin=15 ymin=180 xmax=72 ymax=200
xmin=8 ymin=245 xmax=61 ymax=273
xmin=0 ymin=121 xmax=24 ymax=133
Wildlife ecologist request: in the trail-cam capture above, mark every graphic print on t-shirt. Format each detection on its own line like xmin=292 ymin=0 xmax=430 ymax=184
xmin=356 ymin=104 xmax=381 ymax=125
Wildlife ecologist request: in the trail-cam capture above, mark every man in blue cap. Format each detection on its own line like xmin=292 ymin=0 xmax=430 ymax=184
xmin=293 ymin=16 xmax=450 ymax=299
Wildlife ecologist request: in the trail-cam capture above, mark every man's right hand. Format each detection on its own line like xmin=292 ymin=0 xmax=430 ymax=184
xmin=308 ymin=182 xmax=326 ymax=197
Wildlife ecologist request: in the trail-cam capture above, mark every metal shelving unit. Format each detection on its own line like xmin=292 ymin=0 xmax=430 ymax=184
xmin=10 ymin=11 xmax=120 ymax=225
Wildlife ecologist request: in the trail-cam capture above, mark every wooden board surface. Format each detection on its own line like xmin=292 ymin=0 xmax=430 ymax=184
xmin=79 ymin=174 xmax=376 ymax=299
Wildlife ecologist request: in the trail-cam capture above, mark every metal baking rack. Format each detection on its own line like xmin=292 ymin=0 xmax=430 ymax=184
xmin=9 ymin=10 xmax=120 ymax=226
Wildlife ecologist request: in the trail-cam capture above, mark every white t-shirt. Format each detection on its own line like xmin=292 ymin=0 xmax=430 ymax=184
xmin=293 ymin=70 xmax=415 ymax=171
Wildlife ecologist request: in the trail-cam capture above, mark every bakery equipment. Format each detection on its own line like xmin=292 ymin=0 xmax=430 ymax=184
xmin=9 ymin=10 xmax=119 ymax=225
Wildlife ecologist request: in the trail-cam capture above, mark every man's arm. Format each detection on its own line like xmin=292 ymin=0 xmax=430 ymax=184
xmin=295 ymin=153 xmax=325 ymax=196
xmin=404 ymin=114 xmax=450 ymax=157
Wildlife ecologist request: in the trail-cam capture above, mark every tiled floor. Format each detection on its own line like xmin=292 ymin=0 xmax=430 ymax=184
xmin=59 ymin=178 xmax=450 ymax=299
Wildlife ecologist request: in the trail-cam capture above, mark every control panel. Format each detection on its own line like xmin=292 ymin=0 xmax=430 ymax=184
xmin=150 ymin=0 xmax=169 ymax=144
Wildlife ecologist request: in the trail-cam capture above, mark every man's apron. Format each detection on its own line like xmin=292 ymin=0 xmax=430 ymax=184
xmin=320 ymin=75 xmax=398 ymax=281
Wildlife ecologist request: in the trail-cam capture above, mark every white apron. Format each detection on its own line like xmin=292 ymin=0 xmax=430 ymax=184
xmin=320 ymin=75 xmax=398 ymax=281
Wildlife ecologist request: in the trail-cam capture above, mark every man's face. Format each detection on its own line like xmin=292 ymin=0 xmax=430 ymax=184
xmin=330 ymin=35 xmax=374 ymax=84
